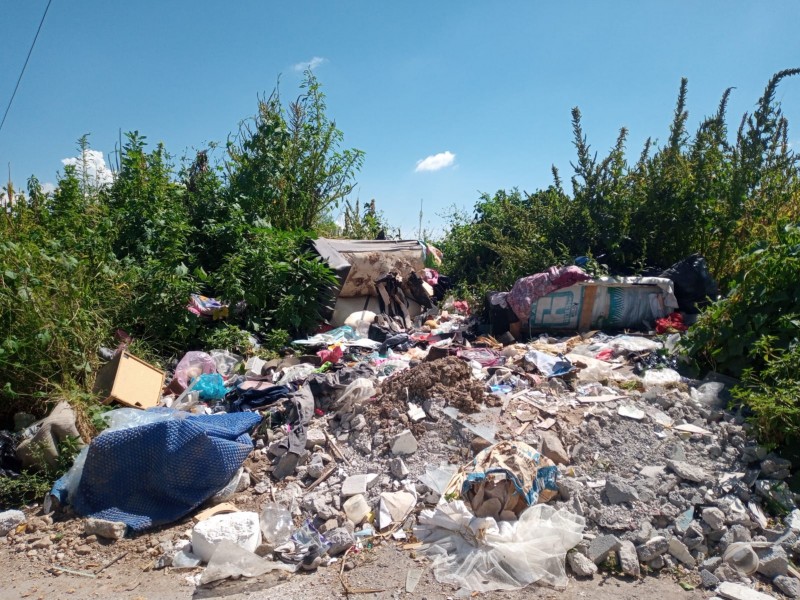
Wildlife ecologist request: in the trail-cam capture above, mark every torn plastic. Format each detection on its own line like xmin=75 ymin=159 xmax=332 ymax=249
xmin=209 ymin=350 xmax=243 ymax=378
xmin=199 ymin=540 xmax=296 ymax=584
xmin=260 ymin=502 xmax=293 ymax=547
xmin=276 ymin=364 xmax=317 ymax=386
xmin=414 ymin=501 xmax=585 ymax=591
xmin=291 ymin=519 xmax=331 ymax=553
xmin=172 ymin=351 xmax=217 ymax=393
xmin=524 ymin=350 xmax=573 ymax=378
xmin=193 ymin=373 xmax=228 ymax=401
xmin=333 ymin=378 xmax=375 ymax=414
xmin=172 ymin=547 xmax=202 ymax=569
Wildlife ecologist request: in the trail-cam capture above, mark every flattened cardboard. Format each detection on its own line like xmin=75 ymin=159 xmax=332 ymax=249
xmin=93 ymin=351 xmax=165 ymax=409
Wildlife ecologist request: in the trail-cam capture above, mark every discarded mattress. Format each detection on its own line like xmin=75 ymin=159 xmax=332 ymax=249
xmin=51 ymin=410 xmax=260 ymax=532
xmin=312 ymin=238 xmax=426 ymax=298
xmin=528 ymin=276 xmax=680 ymax=332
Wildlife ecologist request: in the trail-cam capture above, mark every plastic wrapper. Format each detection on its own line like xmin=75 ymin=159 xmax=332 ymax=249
xmin=333 ymin=378 xmax=375 ymax=414
xmin=172 ymin=351 xmax=217 ymax=392
xmin=414 ymin=501 xmax=585 ymax=591
xmin=193 ymin=373 xmax=228 ymax=401
xmin=260 ymin=502 xmax=293 ymax=546
xmin=276 ymin=363 xmax=317 ymax=386
xmin=291 ymin=519 xmax=330 ymax=553
xmin=199 ymin=540 xmax=295 ymax=584
xmin=210 ymin=350 xmax=243 ymax=378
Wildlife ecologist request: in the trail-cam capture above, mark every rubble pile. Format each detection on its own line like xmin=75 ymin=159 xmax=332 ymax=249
xmin=1 ymin=258 xmax=798 ymax=598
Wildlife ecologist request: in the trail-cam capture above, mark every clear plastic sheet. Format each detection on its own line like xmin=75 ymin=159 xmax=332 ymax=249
xmin=414 ymin=501 xmax=585 ymax=592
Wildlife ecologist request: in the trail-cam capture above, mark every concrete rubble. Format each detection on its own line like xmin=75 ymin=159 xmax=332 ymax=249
xmin=3 ymin=321 xmax=799 ymax=598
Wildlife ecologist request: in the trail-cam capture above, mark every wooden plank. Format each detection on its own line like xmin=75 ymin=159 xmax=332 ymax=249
xmin=578 ymin=285 xmax=598 ymax=332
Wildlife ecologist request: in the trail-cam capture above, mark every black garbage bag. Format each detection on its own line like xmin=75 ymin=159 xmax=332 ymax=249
xmin=659 ymin=254 xmax=719 ymax=314
xmin=0 ymin=431 xmax=22 ymax=477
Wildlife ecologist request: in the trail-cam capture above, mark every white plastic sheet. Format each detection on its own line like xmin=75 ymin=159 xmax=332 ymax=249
xmin=414 ymin=501 xmax=585 ymax=592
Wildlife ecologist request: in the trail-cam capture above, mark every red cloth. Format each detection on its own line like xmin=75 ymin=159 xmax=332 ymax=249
xmin=655 ymin=312 xmax=688 ymax=334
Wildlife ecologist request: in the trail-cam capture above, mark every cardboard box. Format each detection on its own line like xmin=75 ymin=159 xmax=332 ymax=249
xmin=93 ymin=351 xmax=165 ymax=409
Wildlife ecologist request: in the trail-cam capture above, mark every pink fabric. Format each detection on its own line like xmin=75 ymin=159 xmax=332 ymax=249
xmin=507 ymin=266 xmax=591 ymax=321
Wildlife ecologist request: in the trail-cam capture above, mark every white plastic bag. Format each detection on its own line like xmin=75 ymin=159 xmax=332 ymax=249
xmin=414 ymin=501 xmax=585 ymax=592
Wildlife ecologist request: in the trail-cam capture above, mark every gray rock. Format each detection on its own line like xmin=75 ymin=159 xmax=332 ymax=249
xmin=324 ymin=527 xmax=355 ymax=556
xmin=254 ymin=481 xmax=270 ymax=494
xmin=667 ymin=460 xmax=711 ymax=483
xmin=668 ymin=536 xmax=695 ymax=567
xmin=703 ymin=507 xmax=726 ymax=531
xmin=588 ymin=534 xmax=621 ymax=564
xmin=636 ymin=535 xmax=669 ymax=561
xmin=699 ymin=568 xmax=720 ymax=589
xmin=341 ymin=474 xmax=378 ymax=497
xmin=717 ymin=581 xmax=777 ymax=600
xmin=605 ymin=475 xmax=640 ymax=505
xmin=761 ymin=455 xmax=792 ymax=478
xmin=307 ymin=455 xmax=326 ymax=479
xmin=349 ymin=414 xmax=367 ymax=431
xmin=702 ymin=556 xmax=723 ymax=571
xmin=714 ymin=563 xmax=745 ymax=584
xmin=305 ymin=428 xmax=327 ymax=450
xmin=0 ymin=510 xmax=26 ymax=536
xmin=539 ymin=431 xmax=569 ymax=465
xmin=755 ymin=545 xmax=788 ymax=578
xmin=389 ymin=457 xmax=409 ymax=480
xmin=618 ymin=540 xmax=640 ymax=577
xmin=640 ymin=465 xmax=666 ymax=479
xmin=648 ymin=554 xmax=665 ymax=570
xmin=390 ymin=430 xmax=418 ymax=456
xmin=567 ymin=551 xmax=597 ymax=577
xmin=774 ymin=575 xmax=800 ymax=598
xmin=84 ymin=518 xmax=126 ymax=540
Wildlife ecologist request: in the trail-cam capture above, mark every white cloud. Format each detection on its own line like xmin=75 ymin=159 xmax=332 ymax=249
xmin=62 ymin=149 xmax=114 ymax=187
xmin=415 ymin=151 xmax=456 ymax=172
xmin=292 ymin=56 xmax=327 ymax=72
xmin=41 ymin=182 xmax=56 ymax=194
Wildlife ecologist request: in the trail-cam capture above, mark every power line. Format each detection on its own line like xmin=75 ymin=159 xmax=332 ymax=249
xmin=0 ymin=0 xmax=54 ymax=136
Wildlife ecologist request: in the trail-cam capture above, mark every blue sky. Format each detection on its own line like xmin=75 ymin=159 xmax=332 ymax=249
xmin=2 ymin=1 xmax=799 ymax=237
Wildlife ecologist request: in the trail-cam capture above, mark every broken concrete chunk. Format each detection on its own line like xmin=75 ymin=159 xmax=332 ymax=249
xmin=539 ymin=430 xmax=569 ymax=465
xmin=343 ymin=494 xmax=371 ymax=524
xmin=774 ymin=575 xmax=800 ymax=598
xmin=84 ymin=518 xmax=126 ymax=540
xmin=755 ymin=545 xmax=788 ymax=578
xmin=617 ymin=540 xmax=640 ymax=577
xmin=568 ymin=551 xmax=598 ymax=577
xmin=666 ymin=459 xmax=710 ymax=483
xmin=639 ymin=465 xmax=666 ymax=479
xmin=636 ymin=536 xmax=669 ymax=561
xmin=699 ymin=568 xmax=720 ymax=589
xmin=390 ymin=429 xmax=418 ymax=456
xmin=341 ymin=474 xmax=378 ymax=497
xmin=407 ymin=403 xmax=426 ymax=422
xmin=604 ymin=475 xmax=639 ymax=505
xmin=618 ymin=405 xmax=645 ymax=420
xmin=191 ymin=512 xmax=261 ymax=563
xmin=389 ymin=457 xmax=409 ymax=480
xmin=587 ymin=534 xmax=621 ymax=564
xmin=0 ymin=510 xmax=26 ymax=536
xmin=667 ymin=536 xmax=695 ymax=567
xmin=717 ymin=581 xmax=778 ymax=600
xmin=702 ymin=506 xmax=726 ymax=531
xmin=305 ymin=428 xmax=326 ymax=450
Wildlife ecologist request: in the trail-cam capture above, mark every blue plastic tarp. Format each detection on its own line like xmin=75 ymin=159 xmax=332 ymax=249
xmin=51 ymin=411 xmax=261 ymax=532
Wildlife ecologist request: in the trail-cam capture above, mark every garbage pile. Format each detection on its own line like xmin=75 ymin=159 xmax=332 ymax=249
xmin=1 ymin=256 xmax=798 ymax=599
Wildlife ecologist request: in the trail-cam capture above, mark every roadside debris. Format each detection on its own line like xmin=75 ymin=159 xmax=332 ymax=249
xmin=1 ymin=255 xmax=796 ymax=599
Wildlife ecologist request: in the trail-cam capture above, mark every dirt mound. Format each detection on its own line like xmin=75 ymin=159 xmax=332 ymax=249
xmin=373 ymin=356 xmax=494 ymax=417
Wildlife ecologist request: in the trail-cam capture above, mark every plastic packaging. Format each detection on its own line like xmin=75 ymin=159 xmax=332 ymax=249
xmin=333 ymin=378 xmax=375 ymax=413
xmin=276 ymin=363 xmax=317 ymax=386
xmin=291 ymin=519 xmax=331 ymax=553
xmin=414 ymin=502 xmax=585 ymax=592
xmin=260 ymin=502 xmax=293 ymax=546
xmin=193 ymin=373 xmax=228 ymax=401
xmin=199 ymin=540 xmax=295 ymax=584
xmin=210 ymin=350 xmax=243 ymax=378
xmin=171 ymin=547 xmax=202 ymax=569
xmin=172 ymin=351 xmax=217 ymax=392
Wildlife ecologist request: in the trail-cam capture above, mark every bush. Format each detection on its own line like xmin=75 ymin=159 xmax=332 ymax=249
xmin=683 ymin=223 xmax=800 ymax=445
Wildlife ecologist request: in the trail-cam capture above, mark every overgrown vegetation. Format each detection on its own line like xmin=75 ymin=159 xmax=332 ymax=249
xmin=440 ymin=70 xmax=800 ymax=292
xmin=0 ymin=71 xmax=356 ymax=413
